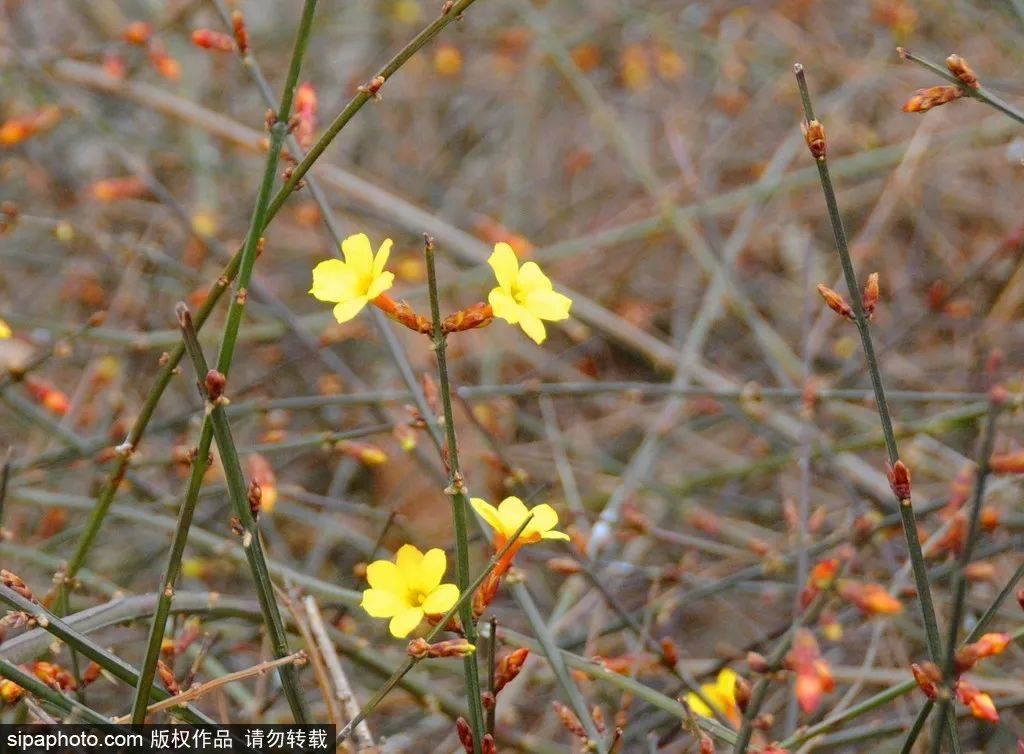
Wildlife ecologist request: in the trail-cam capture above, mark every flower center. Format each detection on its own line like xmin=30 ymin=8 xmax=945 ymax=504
xmin=408 ymin=589 xmax=428 ymax=607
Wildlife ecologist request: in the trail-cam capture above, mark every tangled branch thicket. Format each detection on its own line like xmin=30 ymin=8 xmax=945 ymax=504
xmin=2 ymin=1 xmax=1024 ymax=752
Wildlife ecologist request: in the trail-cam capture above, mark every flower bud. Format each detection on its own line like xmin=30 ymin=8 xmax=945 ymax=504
xmin=887 ymin=460 xmax=912 ymax=501
xmin=801 ymin=119 xmax=826 ymax=159
xmin=191 ymin=29 xmax=236 ymax=52
xmin=816 ymin=284 xmax=854 ymax=320
xmin=946 ymin=54 xmax=979 ymax=88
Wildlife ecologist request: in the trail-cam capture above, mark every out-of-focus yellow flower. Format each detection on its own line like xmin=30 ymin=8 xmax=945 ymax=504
xmin=310 ymin=233 xmax=395 ymax=323
xmin=685 ymin=668 xmax=741 ymax=727
xmin=360 ymin=545 xmax=459 ymax=638
xmin=486 ymin=242 xmax=571 ymax=344
xmin=0 ymin=319 xmax=11 ymax=339
xmin=470 ymin=496 xmax=570 ymax=549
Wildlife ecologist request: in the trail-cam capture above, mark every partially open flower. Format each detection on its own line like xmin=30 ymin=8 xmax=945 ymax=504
xmin=487 ymin=242 xmax=572 ymax=344
xmin=360 ymin=545 xmax=460 ymax=638
xmin=310 ymin=233 xmax=395 ymax=323
xmin=471 ymin=496 xmax=569 ymax=551
xmin=685 ymin=668 xmax=742 ymax=727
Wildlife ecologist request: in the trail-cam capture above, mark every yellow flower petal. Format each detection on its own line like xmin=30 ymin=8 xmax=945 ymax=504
xmin=517 ymin=311 xmax=547 ymax=344
xmin=366 ymin=270 xmax=395 ymax=300
xmin=496 ymin=497 xmax=531 ymax=535
xmin=515 ymin=261 xmax=553 ymax=295
xmin=526 ymin=503 xmax=559 ymax=536
xmin=395 ymin=544 xmax=425 ymax=578
xmin=310 ymin=259 xmax=360 ymax=302
xmin=685 ymin=690 xmax=714 ymax=718
xmin=541 ymin=529 xmax=571 ymax=540
xmin=488 ymin=287 xmax=521 ymax=324
xmin=366 ymin=560 xmax=404 ymax=593
xmin=715 ymin=668 xmax=738 ymax=698
xmin=332 ymin=297 xmax=371 ymax=323
xmin=488 ymin=242 xmax=519 ymax=291
xmin=471 ymin=497 xmax=505 ymax=533
xmin=360 ymin=588 xmax=404 ymax=618
xmin=414 ymin=548 xmax=448 ymax=594
xmin=388 ymin=607 xmax=424 ymax=638
xmin=372 ymin=238 xmax=393 ymax=279
xmin=341 ymin=233 xmax=374 ymax=278
xmin=0 ymin=319 xmax=10 ymax=339
xmin=421 ymin=583 xmax=459 ymax=615
xmin=524 ymin=290 xmax=572 ymax=321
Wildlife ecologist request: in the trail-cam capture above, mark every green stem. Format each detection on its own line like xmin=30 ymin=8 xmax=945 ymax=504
xmin=177 ymin=307 xmax=308 ymax=723
xmin=795 ymin=64 xmax=943 ymax=664
xmin=0 ymin=658 xmax=111 ymax=725
xmin=422 ymin=235 xmax=486 ymax=754
xmin=129 ymin=421 xmax=213 ymax=722
xmin=900 ymin=700 xmax=935 ymax=754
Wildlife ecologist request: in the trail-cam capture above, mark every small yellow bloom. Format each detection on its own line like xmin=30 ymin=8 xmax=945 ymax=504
xmin=487 ymin=243 xmax=572 ymax=344
xmin=0 ymin=319 xmax=10 ymax=339
xmin=470 ymin=496 xmax=570 ymax=549
xmin=360 ymin=544 xmax=460 ymax=638
xmin=685 ymin=668 xmax=741 ymax=727
xmin=310 ymin=232 xmax=395 ymax=323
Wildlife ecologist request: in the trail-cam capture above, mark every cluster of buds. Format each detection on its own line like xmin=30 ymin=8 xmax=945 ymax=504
xmin=912 ymin=633 xmax=1012 ymax=722
xmin=785 ymin=629 xmax=834 ymax=715
xmin=816 ymin=273 xmax=879 ymax=322
xmin=455 ymin=717 xmax=497 ymax=754
xmin=406 ymin=637 xmax=475 ymax=659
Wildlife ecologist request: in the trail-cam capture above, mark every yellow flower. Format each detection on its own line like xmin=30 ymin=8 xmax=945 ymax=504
xmin=470 ymin=496 xmax=570 ymax=549
xmin=487 ymin=242 xmax=572 ymax=344
xmin=685 ymin=668 xmax=741 ymax=727
xmin=360 ymin=544 xmax=460 ymax=638
xmin=310 ymin=233 xmax=395 ymax=323
xmin=0 ymin=319 xmax=10 ymax=339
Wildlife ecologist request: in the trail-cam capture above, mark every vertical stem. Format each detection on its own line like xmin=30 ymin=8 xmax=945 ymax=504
xmin=423 ymin=235 xmax=486 ymax=754
xmin=794 ymin=64 xmax=943 ymax=660
xmin=486 ymin=616 xmax=498 ymax=736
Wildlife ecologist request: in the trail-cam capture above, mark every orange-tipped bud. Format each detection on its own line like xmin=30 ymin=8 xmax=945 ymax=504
xmin=902 ymin=85 xmax=961 ymax=113
xmin=699 ymin=733 xmax=716 ymax=754
xmin=957 ymin=680 xmax=998 ymax=722
xmin=816 ymin=284 xmax=854 ymax=320
xmin=373 ymin=293 xmax=432 ymax=334
xmin=747 ymin=651 xmax=770 ymax=674
xmin=335 ymin=440 xmax=387 ymax=466
xmin=946 ymin=54 xmax=979 ymax=89
xmin=990 ymin=451 xmax=1024 ymax=475
xmin=246 ymin=454 xmax=278 ymax=514
xmin=0 ymin=106 xmax=63 ymax=148
xmin=191 ymin=29 xmax=236 ymax=52
xmin=24 ymin=376 xmax=70 ymax=415
xmin=494 ymin=647 xmax=529 ymax=695
xmin=862 ymin=272 xmax=879 ymax=318
xmin=912 ymin=662 xmax=941 ymax=699
xmin=481 ymin=734 xmax=497 ymax=754
xmin=406 ymin=637 xmax=476 ymax=659
xmin=553 ymin=701 xmax=588 ymax=741
xmin=293 ymin=82 xmax=318 ymax=151
xmin=801 ymin=119 xmax=826 ymax=159
xmin=147 ymin=40 xmax=181 ymax=81
xmin=838 ymin=580 xmax=903 ymax=615
xmin=456 ymin=717 xmax=474 ymax=753
xmin=157 ymin=660 xmax=180 ymax=695
xmin=1 ymin=569 xmax=37 ymax=603
xmin=788 ymin=629 xmax=832 ymax=715
xmin=887 ymin=460 xmax=912 ymax=501
xmin=88 ymin=176 xmax=148 ymax=202
xmin=443 ymin=303 xmax=494 ymax=334
xmin=232 ymin=11 xmax=249 ymax=54
xmin=82 ymin=662 xmax=101 ymax=686
xmin=122 ymin=21 xmax=153 ymax=46
xmin=0 ymin=678 xmax=24 ymax=704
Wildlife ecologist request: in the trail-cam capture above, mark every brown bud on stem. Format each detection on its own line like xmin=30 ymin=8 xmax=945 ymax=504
xmin=205 ymin=370 xmax=227 ymax=402
xmin=946 ymin=54 xmax=979 ymax=89
xmin=494 ymin=647 xmax=529 ymax=695
xmin=1 ymin=570 xmax=36 ymax=603
xmin=232 ymin=10 xmax=249 ymax=54
xmin=816 ymin=284 xmax=854 ymax=320
xmin=456 ymin=717 xmax=474 ymax=753
xmin=887 ymin=460 xmax=912 ymax=501
xmin=247 ymin=479 xmax=262 ymax=520
xmin=902 ymin=85 xmax=962 ymax=113
xmin=862 ymin=273 xmax=879 ymax=318
xmin=801 ymin=119 xmax=826 ymax=159
xmin=157 ymin=660 xmax=180 ymax=695
xmin=553 ymin=701 xmax=588 ymax=741
xmin=443 ymin=303 xmax=494 ymax=334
